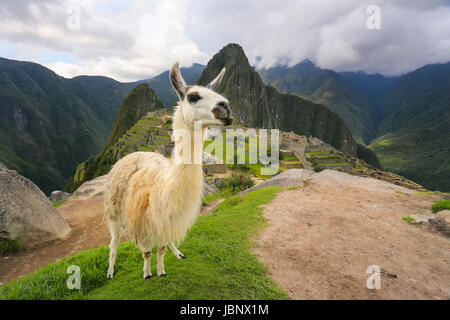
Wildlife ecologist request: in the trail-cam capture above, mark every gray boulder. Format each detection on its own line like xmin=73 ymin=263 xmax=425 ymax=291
xmin=72 ymin=174 xmax=108 ymax=200
xmin=410 ymin=214 xmax=436 ymax=224
xmin=49 ymin=190 xmax=72 ymax=203
xmin=436 ymin=210 xmax=450 ymax=223
xmin=238 ymin=169 xmax=315 ymax=196
xmin=0 ymin=163 xmax=71 ymax=247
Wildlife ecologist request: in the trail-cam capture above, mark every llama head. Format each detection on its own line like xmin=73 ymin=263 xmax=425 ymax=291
xmin=170 ymin=62 xmax=233 ymax=128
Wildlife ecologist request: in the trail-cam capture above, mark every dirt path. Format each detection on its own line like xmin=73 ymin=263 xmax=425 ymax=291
xmin=255 ymin=179 xmax=450 ymax=299
xmin=0 ymin=199 xmax=110 ymax=286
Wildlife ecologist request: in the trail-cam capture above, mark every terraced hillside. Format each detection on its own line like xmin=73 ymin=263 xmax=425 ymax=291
xmin=112 ymin=114 xmax=173 ymax=157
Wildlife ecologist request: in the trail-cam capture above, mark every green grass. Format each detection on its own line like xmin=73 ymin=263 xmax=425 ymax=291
xmin=402 ymin=215 xmax=417 ymax=225
xmin=0 ymin=187 xmax=289 ymax=300
xmin=431 ymin=199 xmax=450 ymax=213
xmin=53 ymin=200 xmax=68 ymax=208
xmin=286 ymin=185 xmax=304 ymax=190
xmin=0 ymin=237 xmax=25 ymax=256
xmin=416 ymin=191 xmax=450 ymax=196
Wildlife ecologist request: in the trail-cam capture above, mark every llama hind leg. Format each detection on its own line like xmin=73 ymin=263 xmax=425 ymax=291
xmin=168 ymin=242 xmax=186 ymax=259
xmin=157 ymin=246 xmax=168 ymax=276
xmin=107 ymin=219 xmax=121 ymax=279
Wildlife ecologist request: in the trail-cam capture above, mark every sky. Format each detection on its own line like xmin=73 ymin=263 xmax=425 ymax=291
xmin=1 ymin=0 xmax=450 ymax=82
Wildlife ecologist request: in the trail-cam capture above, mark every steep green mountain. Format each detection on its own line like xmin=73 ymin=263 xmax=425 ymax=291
xmin=369 ymin=62 xmax=450 ymax=191
xmin=0 ymin=57 xmax=135 ymax=194
xmin=106 ymin=83 xmax=164 ymax=147
xmin=147 ymin=63 xmax=205 ymax=107
xmin=65 ymin=86 xmax=165 ymax=192
xmin=197 ymin=44 xmax=358 ymax=156
xmin=338 ymin=71 xmax=398 ymax=121
xmin=259 ymin=60 xmax=376 ymax=144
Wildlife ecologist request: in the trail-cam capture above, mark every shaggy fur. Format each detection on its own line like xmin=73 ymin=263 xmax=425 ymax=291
xmin=104 ymin=63 xmax=231 ymax=279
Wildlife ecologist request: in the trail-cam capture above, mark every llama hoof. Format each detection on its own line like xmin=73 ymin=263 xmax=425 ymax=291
xmin=144 ymin=275 xmax=153 ymax=280
xmin=107 ymin=270 xmax=114 ymax=279
xmin=159 ymin=273 xmax=167 ymax=277
xmin=180 ymin=254 xmax=186 ymax=259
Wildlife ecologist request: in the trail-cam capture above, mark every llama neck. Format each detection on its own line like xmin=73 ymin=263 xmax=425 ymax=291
xmin=171 ymin=102 xmax=205 ymax=165
xmin=166 ymin=103 xmax=204 ymax=205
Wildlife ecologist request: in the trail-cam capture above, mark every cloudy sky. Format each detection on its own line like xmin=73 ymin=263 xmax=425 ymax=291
xmin=1 ymin=0 xmax=450 ymax=81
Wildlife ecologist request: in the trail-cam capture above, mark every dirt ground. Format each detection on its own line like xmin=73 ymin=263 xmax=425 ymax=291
xmin=0 ymin=199 xmax=110 ymax=286
xmin=254 ymin=181 xmax=450 ymax=299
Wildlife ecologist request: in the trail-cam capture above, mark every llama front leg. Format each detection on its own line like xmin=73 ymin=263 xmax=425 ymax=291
xmin=107 ymin=219 xmax=121 ymax=279
xmin=157 ymin=246 xmax=167 ymax=276
xmin=142 ymin=251 xmax=153 ymax=279
xmin=168 ymin=242 xmax=186 ymax=259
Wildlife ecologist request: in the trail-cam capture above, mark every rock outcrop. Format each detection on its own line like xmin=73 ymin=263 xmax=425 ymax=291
xmin=49 ymin=191 xmax=72 ymax=203
xmin=239 ymin=169 xmax=315 ymax=195
xmin=0 ymin=163 xmax=71 ymax=247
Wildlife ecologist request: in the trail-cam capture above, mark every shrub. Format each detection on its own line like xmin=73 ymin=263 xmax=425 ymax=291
xmin=431 ymin=199 xmax=450 ymax=213
xmin=229 ymin=164 xmax=251 ymax=172
xmin=217 ymin=171 xmax=255 ymax=193
xmin=0 ymin=237 xmax=25 ymax=256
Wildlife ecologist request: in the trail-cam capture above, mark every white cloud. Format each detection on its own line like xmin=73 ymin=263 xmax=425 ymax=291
xmin=0 ymin=0 xmax=449 ymax=80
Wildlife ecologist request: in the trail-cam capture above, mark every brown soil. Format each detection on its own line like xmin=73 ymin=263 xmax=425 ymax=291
xmin=0 ymin=199 xmax=111 ymax=286
xmin=254 ymin=183 xmax=450 ymax=300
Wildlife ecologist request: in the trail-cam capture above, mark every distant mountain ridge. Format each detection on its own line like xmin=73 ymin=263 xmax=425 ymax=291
xmin=369 ymin=62 xmax=450 ymax=191
xmin=259 ymin=60 xmax=382 ymax=144
xmin=0 ymin=57 xmax=136 ymax=194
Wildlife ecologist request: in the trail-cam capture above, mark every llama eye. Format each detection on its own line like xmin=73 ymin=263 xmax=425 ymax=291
xmin=187 ymin=93 xmax=202 ymax=103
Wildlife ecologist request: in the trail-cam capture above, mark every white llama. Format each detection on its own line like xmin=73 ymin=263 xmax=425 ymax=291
xmin=104 ymin=62 xmax=232 ymax=279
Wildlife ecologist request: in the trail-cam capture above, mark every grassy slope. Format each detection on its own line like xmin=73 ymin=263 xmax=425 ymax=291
xmin=0 ymin=187 xmax=289 ymax=300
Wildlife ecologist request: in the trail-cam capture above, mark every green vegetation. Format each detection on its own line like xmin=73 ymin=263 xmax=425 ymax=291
xmin=368 ymin=62 xmax=450 ymax=192
xmin=287 ymin=185 xmax=304 ymax=190
xmin=53 ymin=200 xmax=68 ymax=208
xmin=0 ymin=237 xmax=25 ymax=256
xmin=0 ymin=187 xmax=289 ymax=300
xmin=217 ymin=170 xmax=255 ymax=194
xmin=431 ymin=200 xmax=450 ymax=213
xmin=402 ymin=215 xmax=417 ymax=225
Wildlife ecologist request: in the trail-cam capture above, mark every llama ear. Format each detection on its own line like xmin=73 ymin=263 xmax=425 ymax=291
xmin=169 ymin=62 xmax=187 ymax=100
xmin=207 ymin=67 xmax=226 ymax=91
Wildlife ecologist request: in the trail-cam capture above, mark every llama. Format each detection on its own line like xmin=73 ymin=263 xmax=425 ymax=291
xmin=104 ymin=62 xmax=232 ymax=279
